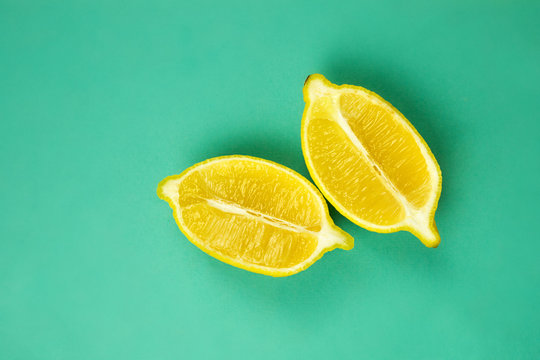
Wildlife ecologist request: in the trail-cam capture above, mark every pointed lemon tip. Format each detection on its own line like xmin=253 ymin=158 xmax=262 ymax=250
xmin=303 ymin=74 xmax=331 ymax=101
xmin=407 ymin=216 xmax=441 ymax=248
xmin=417 ymin=222 xmax=441 ymax=248
xmin=421 ymin=229 xmax=440 ymax=248
xmin=156 ymin=178 xmax=169 ymax=201
xmin=157 ymin=175 xmax=182 ymax=204
xmin=340 ymin=233 xmax=355 ymax=250
xmin=156 ymin=183 xmax=165 ymax=200
xmin=322 ymin=224 xmax=354 ymax=251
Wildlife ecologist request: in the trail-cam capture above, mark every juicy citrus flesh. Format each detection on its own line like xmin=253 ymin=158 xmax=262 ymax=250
xmin=301 ymin=75 xmax=442 ymax=247
xmin=157 ymin=156 xmax=353 ymax=276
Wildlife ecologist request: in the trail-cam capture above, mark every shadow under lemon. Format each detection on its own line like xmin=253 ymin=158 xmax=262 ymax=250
xmin=177 ymin=129 xmax=367 ymax=321
xmin=168 ymin=60 xmax=459 ymax=315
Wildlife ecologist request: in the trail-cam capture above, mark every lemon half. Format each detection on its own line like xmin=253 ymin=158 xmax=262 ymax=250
xmin=301 ymin=74 xmax=442 ymax=247
xmin=158 ymin=156 xmax=353 ymax=276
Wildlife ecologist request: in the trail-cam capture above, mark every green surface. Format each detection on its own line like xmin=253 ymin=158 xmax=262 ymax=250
xmin=1 ymin=1 xmax=539 ymax=359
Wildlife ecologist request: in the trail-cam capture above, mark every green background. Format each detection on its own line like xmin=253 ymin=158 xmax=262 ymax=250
xmin=1 ymin=1 xmax=539 ymax=358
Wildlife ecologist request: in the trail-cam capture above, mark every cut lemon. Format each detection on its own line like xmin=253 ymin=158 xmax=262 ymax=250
xmin=157 ymin=156 xmax=353 ymax=277
xmin=301 ymin=74 xmax=442 ymax=247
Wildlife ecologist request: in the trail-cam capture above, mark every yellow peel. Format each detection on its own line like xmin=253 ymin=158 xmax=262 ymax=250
xmin=157 ymin=155 xmax=353 ymax=276
xmin=301 ymin=75 xmax=442 ymax=247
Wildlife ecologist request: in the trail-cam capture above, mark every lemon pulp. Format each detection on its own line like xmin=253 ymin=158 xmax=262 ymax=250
xmin=158 ymin=156 xmax=353 ymax=276
xmin=302 ymin=75 xmax=442 ymax=247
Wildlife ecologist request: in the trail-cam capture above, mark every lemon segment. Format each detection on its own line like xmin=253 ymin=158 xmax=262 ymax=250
xmin=301 ymin=75 xmax=442 ymax=247
xmin=157 ymin=156 xmax=353 ymax=276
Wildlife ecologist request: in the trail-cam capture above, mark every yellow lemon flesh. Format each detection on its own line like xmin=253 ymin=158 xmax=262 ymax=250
xmin=301 ymin=74 xmax=442 ymax=247
xmin=157 ymin=156 xmax=353 ymax=276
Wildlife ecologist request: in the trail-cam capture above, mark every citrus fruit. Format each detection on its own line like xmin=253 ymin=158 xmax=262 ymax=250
xmin=301 ymin=74 xmax=442 ymax=247
xmin=157 ymin=156 xmax=353 ymax=276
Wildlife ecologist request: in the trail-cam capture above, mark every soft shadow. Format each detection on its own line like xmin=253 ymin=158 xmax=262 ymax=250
xmin=171 ymin=58 xmax=461 ymax=324
xmin=196 ymin=238 xmax=366 ymax=328
xmin=183 ymin=130 xmax=367 ymax=326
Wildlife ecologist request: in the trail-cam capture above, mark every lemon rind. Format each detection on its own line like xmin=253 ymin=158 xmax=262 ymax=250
xmin=301 ymin=74 xmax=442 ymax=248
xmin=157 ymin=155 xmax=353 ymax=277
